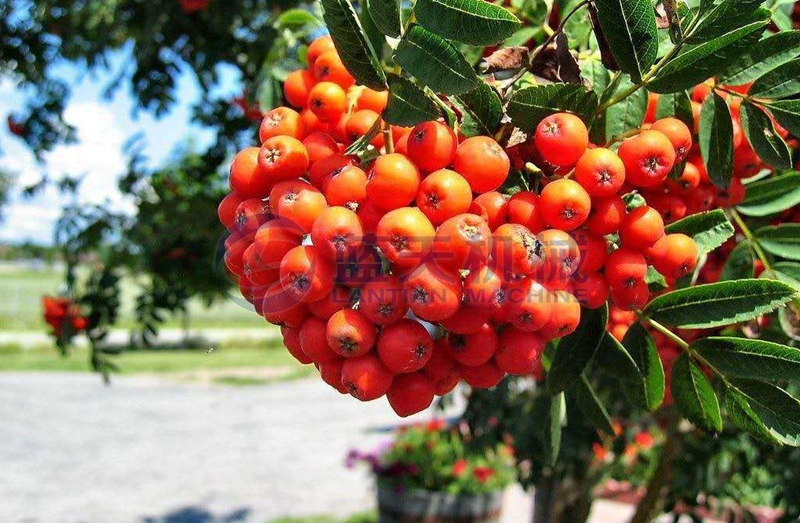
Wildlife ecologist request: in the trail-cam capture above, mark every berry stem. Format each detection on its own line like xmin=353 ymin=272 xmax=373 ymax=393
xmin=728 ymin=208 xmax=773 ymax=272
xmin=382 ymin=121 xmax=395 ymax=154
xmin=638 ymin=312 xmax=690 ymax=351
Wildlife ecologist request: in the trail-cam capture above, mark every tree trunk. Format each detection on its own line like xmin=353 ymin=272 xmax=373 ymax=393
xmin=532 ymin=474 xmax=593 ymax=523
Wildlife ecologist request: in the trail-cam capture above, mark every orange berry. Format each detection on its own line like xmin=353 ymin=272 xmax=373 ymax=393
xmin=538 ymin=229 xmax=581 ymax=284
xmin=229 ymin=147 xmax=271 ymax=198
xmin=403 ymin=263 xmax=463 ymax=322
xmin=651 ymin=118 xmax=693 ymax=161
xmin=218 ymin=192 xmax=244 ymax=229
xmin=356 ymin=88 xmax=389 ymax=113
xmin=308 ymin=81 xmax=348 ymax=122
xmin=534 ymin=113 xmax=589 ymax=167
xmin=326 ymin=309 xmax=377 ymax=358
xmin=575 ymin=147 xmax=626 ymax=197
xmin=585 ymin=195 xmax=626 ymax=236
xmin=453 ymin=136 xmax=510 ymax=193
xmin=269 ymin=180 xmax=327 ymax=233
xmin=377 ymin=319 xmax=434 ymax=373
xmin=446 ymin=324 xmax=498 ymax=367
xmin=619 ymin=205 xmax=665 ymax=249
xmin=387 ymin=373 xmax=435 ymax=417
xmin=406 ymin=121 xmax=457 ymax=172
xmin=310 ymin=206 xmax=364 ymax=261
xmin=495 ymin=328 xmax=545 ymax=375
xmin=284 ymin=70 xmax=316 ymax=109
xmin=299 ymin=316 xmax=340 ymax=363
xmin=472 ymin=191 xmax=509 ymax=231
xmin=539 ymin=290 xmax=581 ymax=340
xmin=359 ymin=275 xmax=409 ymax=326
xmin=618 ymin=130 xmax=676 ymax=188
xmin=652 ymin=234 xmax=699 ymax=279
xmin=303 ymin=132 xmax=339 ymax=165
xmin=313 ymin=50 xmax=355 ymax=88
xmin=571 ymin=271 xmax=610 ymax=309
xmin=258 ymin=135 xmax=310 ymax=183
xmin=345 ymin=110 xmax=384 ymax=147
xmin=432 ymin=213 xmax=493 ymax=272
xmin=461 ymin=360 xmax=504 ymax=389
xmin=366 ymin=153 xmax=421 ymax=211
xmin=605 ymin=248 xmax=648 ymax=289
xmin=307 ymin=35 xmax=337 ymax=67
xmin=416 ymin=169 xmax=473 ymax=226
xmin=280 ymin=245 xmax=336 ymax=303
xmin=376 ymin=207 xmax=435 ymax=267
xmin=539 ymin=179 xmax=591 ymax=231
xmin=259 ymin=107 xmax=306 ymax=142
xmin=322 ymin=164 xmax=367 ymax=208
xmin=507 ymin=191 xmax=545 ymax=233
xmin=491 ymin=223 xmax=544 ymax=278
xmin=341 ymin=353 xmax=394 ymax=401
xmin=505 ymin=278 xmax=553 ymax=332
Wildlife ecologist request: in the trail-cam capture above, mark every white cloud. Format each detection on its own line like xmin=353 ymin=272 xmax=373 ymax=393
xmin=0 ymin=102 xmax=133 ymax=244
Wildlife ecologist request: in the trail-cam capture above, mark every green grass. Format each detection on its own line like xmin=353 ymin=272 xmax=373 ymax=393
xmin=0 ymin=265 xmax=263 ymax=331
xmin=0 ymin=340 xmax=306 ymax=375
xmin=266 ymin=512 xmax=377 ymax=523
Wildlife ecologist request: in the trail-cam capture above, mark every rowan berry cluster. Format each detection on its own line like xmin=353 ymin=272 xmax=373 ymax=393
xmin=42 ymin=296 xmax=88 ymax=340
xmin=217 ymin=35 xmax=703 ymax=416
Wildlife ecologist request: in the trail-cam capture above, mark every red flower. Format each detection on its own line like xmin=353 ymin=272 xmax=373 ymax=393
xmin=473 ymin=466 xmax=495 ymax=483
xmin=426 ymin=419 xmax=446 ymax=432
xmin=179 ymin=0 xmax=209 ymax=14
xmin=452 ymin=459 xmax=468 ymax=477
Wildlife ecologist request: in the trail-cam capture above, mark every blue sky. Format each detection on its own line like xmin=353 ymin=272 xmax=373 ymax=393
xmin=0 ymin=47 xmax=242 ymax=245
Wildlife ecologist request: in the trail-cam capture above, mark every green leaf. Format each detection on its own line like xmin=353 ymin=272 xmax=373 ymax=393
xmin=604 ymin=76 xmax=648 ymax=143
xmin=595 ymin=333 xmax=651 ymax=410
xmin=321 ymin=0 xmax=387 ymax=90
xmin=738 ymin=172 xmax=800 ymax=216
xmin=275 ymin=9 xmax=323 ymax=30
xmin=699 ymin=93 xmax=734 ymax=188
xmin=739 ymin=104 xmax=792 ymax=171
xmin=453 ymin=83 xmax=504 ymax=138
xmin=359 ymin=2 xmax=386 ymax=61
xmin=671 ymin=353 xmax=723 ymax=432
xmin=544 ymin=393 xmax=565 ymax=466
xmin=693 ymin=337 xmax=800 ymax=383
xmin=764 ymin=99 xmax=800 ymax=137
xmin=756 ymin=224 xmax=800 ymax=261
xmin=366 ymin=0 xmax=401 ymax=38
xmin=772 ymin=262 xmax=800 ymax=292
xmin=750 ymin=59 xmax=800 ymax=100
xmin=719 ymin=241 xmax=754 ymax=281
xmin=414 ymin=0 xmax=521 ymax=46
xmin=593 ymin=0 xmax=659 ymax=82
xmin=393 ymin=25 xmax=480 ymax=95
xmin=507 ymin=83 xmax=598 ymax=132
xmin=719 ymin=30 xmax=800 ymax=86
xmin=575 ymin=375 xmax=615 ymax=435
xmin=655 ymin=90 xmax=694 ymax=131
xmin=622 ymin=323 xmax=665 ymax=411
xmin=724 ymin=379 xmax=800 ymax=446
xmin=645 ymin=279 xmax=797 ymax=329
xmin=664 ymin=209 xmax=735 ymax=256
xmin=383 ymin=75 xmax=441 ymax=127
xmin=548 ymin=305 xmax=608 ymax=394
xmin=648 ymin=22 xmax=768 ymax=93
xmin=504 ymin=26 xmax=542 ymax=47
xmin=581 ymin=57 xmax=612 ymax=98
xmin=687 ymin=0 xmax=766 ymax=45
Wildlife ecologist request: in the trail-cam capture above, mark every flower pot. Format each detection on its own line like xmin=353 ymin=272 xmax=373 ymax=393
xmin=377 ymin=482 xmax=504 ymax=523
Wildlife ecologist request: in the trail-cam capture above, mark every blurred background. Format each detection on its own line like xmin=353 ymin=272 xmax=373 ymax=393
xmin=1 ymin=2 xmax=800 ymax=523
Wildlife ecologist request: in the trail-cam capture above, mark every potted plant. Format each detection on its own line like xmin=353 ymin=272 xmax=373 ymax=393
xmin=347 ymin=421 xmax=516 ymax=523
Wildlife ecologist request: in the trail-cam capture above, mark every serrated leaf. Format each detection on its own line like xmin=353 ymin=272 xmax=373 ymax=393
xmin=693 ymin=337 xmax=800 ymax=383
xmin=605 ymin=76 xmax=648 ymax=143
xmin=655 ymin=90 xmax=694 ymax=131
xmin=453 ymin=83 xmax=504 ymax=138
xmin=575 ymin=375 xmax=615 ymax=435
xmin=718 ymin=30 xmax=800 ymax=86
xmin=750 ymin=59 xmax=800 ymax=100
xmin=507 ymin=83 xmax=598 ymax=132
xmin=645 ymin=279 xmax=797 ymax=329
xmin=687 ymin=0 xmax=765 ymax=45
xmin=699 ymin=92 xmax=734 ymax=188
xmin=394 ymin=25 xmax=480 ymax=95
xmin=366 ymin=0 xmax=401 ymax=38
xmin=738 ymin=172 xmax=800 ymax=216
xmin=548 ymin=305 xmax=608 ymax=394
xmin=739 ymin=104 xmax=792 ymax=171
xmin=772 ymin=262 xmax=800 ymax=292
xmin=724 ymin=379 xmax=800 ymax=446
xmin=321 ymin=0 xmax=387 ymax=90
xmin=672 ymin=353 xmax=723 ymax=432
xmin=622 ymin=323 xmax=665 ymax=411
xmin=719 ymin=241 xmax=754 ymax=281
xmin=756 ymin=224 xmax=800 ymax=261
xmin=648 ymin=22 xmax=767 ymax=93
xmin=581 ymin=57 xmax=612 ymax=97
xmin=593 ymin=0 xmax=658 ymax=82
xmin=383 ymin=75 xmax=441 ymax=127
xmin=664 ymin=209 xmax=735 ymax=256
xmin=764 ymin=99 xmax=800 ymax=137
xmin=414 ymin=0 xmax=521 ymax=46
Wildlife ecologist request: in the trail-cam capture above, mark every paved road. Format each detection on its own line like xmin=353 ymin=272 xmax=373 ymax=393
xmin=0 ymin=372 xmax=649 ymax=523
